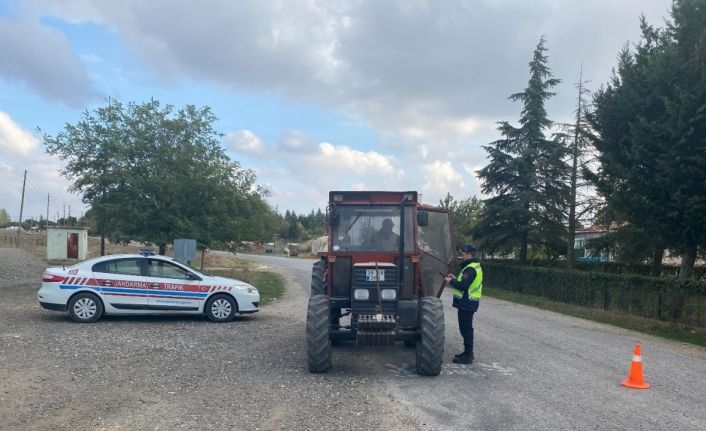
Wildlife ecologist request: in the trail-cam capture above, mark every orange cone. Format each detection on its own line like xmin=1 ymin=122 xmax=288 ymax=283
xmin=621 ymin=343 xmax=651 ymax=389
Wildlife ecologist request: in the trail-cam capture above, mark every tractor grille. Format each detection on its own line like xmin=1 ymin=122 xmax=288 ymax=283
xmin=351 ymin=265 xmax=398 ymax=316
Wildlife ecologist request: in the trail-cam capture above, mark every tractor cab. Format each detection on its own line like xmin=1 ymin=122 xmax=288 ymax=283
xmin=306 ymin=191 xmax=455 ymax=375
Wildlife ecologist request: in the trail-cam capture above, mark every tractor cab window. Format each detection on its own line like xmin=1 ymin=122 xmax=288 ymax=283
xmin=332 ymin=206 xmax=414 ymax=253
xmin=418 ymin=210 xmax=455 ymax=297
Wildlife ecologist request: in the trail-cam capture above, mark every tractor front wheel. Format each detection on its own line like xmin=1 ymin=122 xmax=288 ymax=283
xmin=306 ymin=294 xmax=332 ymax=373
xmin=415 ymin=297 xmax=445 ymax=376
xmin=310 ymin=259 xmax=326 ymax=296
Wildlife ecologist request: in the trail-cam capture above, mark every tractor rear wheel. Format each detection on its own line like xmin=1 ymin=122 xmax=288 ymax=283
xmin=306 ymin=294 xmax=332 ymax=373
xmin=311 ymin=259 xmax=326 ymax=296
xmin=415 ymin=297 xmax=445 ymax=376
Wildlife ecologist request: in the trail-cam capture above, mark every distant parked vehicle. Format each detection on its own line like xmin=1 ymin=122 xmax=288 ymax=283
xmin=38 ymin=252 xmax=259 ymax=323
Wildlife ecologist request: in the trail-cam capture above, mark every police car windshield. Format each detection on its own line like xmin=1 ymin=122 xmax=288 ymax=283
xmin=332 ymin=206 xmax=414 ymax=253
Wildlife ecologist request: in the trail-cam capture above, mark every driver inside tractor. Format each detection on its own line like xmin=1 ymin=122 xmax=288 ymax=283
xmin=369 ymin=218 xmax=400 ymax=251
xmin=331 ymin=207 xmax=413 ymax=253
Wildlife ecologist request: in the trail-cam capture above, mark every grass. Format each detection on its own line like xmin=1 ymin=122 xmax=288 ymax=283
xmin=206 ymin=259 xmax=285 ymax=306
xmin=486 ymin=288 xmax=706 ymax=348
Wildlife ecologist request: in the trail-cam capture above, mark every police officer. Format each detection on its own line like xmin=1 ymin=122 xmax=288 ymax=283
xmin=444 ymin=244 xmax=482 ymax=364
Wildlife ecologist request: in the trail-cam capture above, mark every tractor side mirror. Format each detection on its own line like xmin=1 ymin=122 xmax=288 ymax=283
xmin=417 ymin=211 xmax=429 ymax=227
xmin=330 ymin=211 xmax=340 ymax=226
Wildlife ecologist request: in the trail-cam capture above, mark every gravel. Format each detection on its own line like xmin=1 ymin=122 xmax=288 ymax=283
xmin=0 ymin=249 xmax=421 ymax=431
xmin=0 ymin=248 xmax=46 ymax=281
xmin=5 ymin=249 xmax=706 ymax=430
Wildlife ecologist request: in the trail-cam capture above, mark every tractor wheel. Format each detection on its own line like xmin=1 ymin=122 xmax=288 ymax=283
xmin=415 ymin=297 xmax=445 ymax=376
xmin=311 ymin=259 xmax=326 ymax=296
xmin=306 ymin=294 xmax=332 ymax=373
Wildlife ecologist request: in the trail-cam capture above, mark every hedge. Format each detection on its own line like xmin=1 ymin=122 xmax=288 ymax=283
xmin=483 ymin=261 xmax=706 ymax=327
xmin=488 ymin=259 xmax=706 ymax=281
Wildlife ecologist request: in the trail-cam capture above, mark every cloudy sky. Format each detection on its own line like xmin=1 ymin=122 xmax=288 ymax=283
xmin=0 ymin=0 xmax=672 ymax=222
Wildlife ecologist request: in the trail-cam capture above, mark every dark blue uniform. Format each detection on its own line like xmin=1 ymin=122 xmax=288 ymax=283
xmin=449 ymin=257 xmax=481 ymax=361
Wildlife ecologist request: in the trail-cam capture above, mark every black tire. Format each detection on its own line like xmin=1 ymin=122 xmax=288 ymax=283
xmin=306 ymin=294 xmax=332 ymax=373
xmin=68 ymin=292 xmax=104 ymax=323
xmin=415 ymin=297 xmax=445 ymax=376
xmin=205 ymin=294 xmax=237 ymax=323
xmin=311 ymin=259 xmax=326 ymax=296
xmin=404 ymin=340 xmax=416 ymax=348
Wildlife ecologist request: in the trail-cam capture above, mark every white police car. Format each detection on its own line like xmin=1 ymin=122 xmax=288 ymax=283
xmin=38 ymin=253 xmax=259 ymax=323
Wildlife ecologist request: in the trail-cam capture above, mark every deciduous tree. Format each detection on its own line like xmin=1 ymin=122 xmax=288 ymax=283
xmin=42 ymin=99 xmax=271 ymax=254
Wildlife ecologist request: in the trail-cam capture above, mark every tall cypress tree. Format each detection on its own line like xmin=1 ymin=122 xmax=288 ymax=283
xmin=475 ymin=37 xmax=569 ymax=261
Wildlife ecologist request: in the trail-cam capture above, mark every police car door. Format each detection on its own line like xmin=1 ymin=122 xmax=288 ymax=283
xmin=144 ymin=259 xmax=205 ymax=311
xmin=91 ymin=258 xmax=150 ymax=311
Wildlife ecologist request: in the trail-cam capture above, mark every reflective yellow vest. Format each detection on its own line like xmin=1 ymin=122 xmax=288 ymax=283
xmin=453 ymin=261 xmax=483 ymax=301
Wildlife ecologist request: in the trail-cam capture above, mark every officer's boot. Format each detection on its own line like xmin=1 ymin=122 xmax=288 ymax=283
xmin=453 ymin=344 xmax=473 ymax=364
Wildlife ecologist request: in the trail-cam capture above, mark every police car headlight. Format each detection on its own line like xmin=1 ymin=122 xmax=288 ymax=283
xmin=381 ymin=289 xmax=397 ymax=300
xmin=354 ymin=289 xmax=369 ymax=300
xmin=235 ymin=284 xmax=258 ymax=294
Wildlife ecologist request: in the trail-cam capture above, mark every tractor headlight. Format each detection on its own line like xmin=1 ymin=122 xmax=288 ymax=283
xmin=354 ymin=289 xmax=369 ymax=300
xmin=381 ymin=289 xmax=397 ymax=300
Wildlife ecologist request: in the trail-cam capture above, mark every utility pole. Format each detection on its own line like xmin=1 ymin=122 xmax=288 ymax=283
xmin=16 ymin=169 xmax=27 ymax=248
xmin=68 ymin=205 xmax=72 ymax=225
xmin=63 ymin=204 xmax=66 ymax=226
xmin=46 ymin=193 xmax=50 ymax=230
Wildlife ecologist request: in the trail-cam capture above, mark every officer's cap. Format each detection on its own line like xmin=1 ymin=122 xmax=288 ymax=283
xmin=460 ymin=244 xmax=477 ymax=254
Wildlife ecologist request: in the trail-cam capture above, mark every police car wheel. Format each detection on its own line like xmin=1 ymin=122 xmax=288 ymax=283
xmin=205 ymin=294 xmax=237 ymax=322
xmin=68 ymin=292 xmax=104 ymax=323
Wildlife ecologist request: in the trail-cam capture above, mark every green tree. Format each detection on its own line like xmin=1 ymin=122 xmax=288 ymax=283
xmin=588 ymin=0 xmax=706 ymax=279
xmin=42 ymin=99 xmax=270 ymax=254
xmin=439 ymin=193 xmax=484 ymax=250
xmin=0 ymin=208 xmax=10 ymax=227
xmin=476 ymin=37 xmax=569 ymax=261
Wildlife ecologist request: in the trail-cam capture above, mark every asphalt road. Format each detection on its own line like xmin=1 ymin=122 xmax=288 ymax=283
xmin=239 ymin=253 xmax=706 ymax=431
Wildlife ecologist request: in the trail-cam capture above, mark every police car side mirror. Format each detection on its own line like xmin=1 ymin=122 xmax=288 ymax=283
xmin=417 ymin=211 xmax=429 ymax=227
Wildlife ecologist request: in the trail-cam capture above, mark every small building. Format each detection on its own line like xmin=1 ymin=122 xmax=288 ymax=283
xmin=574 ymin=225 xmax=615 ymax=261
xmin=47 ymin=227 xmax=88 ymax=261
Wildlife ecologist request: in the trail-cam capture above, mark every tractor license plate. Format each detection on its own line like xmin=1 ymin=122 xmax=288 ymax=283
xmin=365 ymin=269 xmax=385 ymax=282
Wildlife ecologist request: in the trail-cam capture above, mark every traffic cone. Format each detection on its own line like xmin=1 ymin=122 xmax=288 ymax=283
xmin=621 ymin=343 xmax=651 ymax=389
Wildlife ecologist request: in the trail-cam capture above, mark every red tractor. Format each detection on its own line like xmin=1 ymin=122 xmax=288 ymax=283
xmin=306 ymin=191 xmax=456 ymax=375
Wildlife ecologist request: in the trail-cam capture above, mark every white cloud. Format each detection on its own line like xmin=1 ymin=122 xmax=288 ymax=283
xmin=23 ymin=0 xmax=672 ymax=139
xmin=314 ymin=142 xmax=401 ymax=178
xmin=0 ymin=15 xmax=101 ymax=107
xmin=278 ymin=130 xmax=318 ymax=154
xmin=225 ymin=129 xmax=265 ymax=155
xmin=0 ymin=111 xmax=38 ymax=156
xmin=421 ymin=160 xmax=465 ymax=199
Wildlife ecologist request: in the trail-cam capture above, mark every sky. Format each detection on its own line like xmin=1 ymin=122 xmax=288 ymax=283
xmin=0 ymin=0 xmax=673 ymax=222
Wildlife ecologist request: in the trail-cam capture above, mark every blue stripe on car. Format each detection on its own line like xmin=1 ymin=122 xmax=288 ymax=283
xmin=58 ymin=285 xmax=207 ymax=298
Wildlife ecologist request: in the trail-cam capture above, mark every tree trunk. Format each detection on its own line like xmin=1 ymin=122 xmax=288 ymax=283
xmin=679 ymin=243 xmax=697 ymax=281
xmin=100 ymin=233 xmax=106 ymax=256
xmin=159 ymin=243 xmax=166 ymax=255
xmin=650 ymin=247 xmax=664 ymax=277
xmin=519 ymin=232 xmax=528 ymax=263
xmin=567 ymin=68 xmax=583 ymax=270
xmin=567 ymin=142 xmax=578 ymax=269
xmin=200 ymin=249 xmax=206 ymax=272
